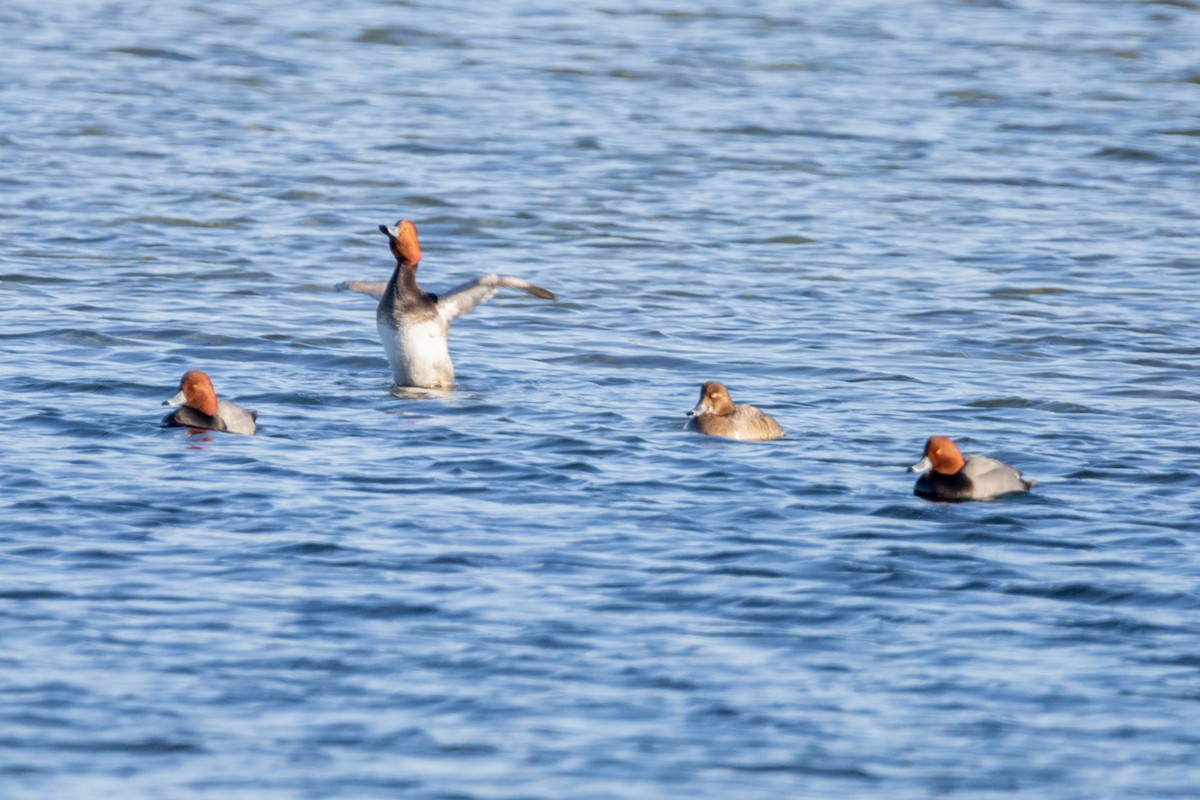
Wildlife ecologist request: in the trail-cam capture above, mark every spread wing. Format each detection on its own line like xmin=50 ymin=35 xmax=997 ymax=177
xmin=336 ymin=280 xmax=388 ymax=300
xmin=436 ymin=274 xmax=555 ymax=322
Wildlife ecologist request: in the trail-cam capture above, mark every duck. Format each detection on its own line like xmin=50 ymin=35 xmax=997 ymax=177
xmin=337 ymin=219 xmax=555 ymax=389
xmin=686 ymin=381 xmax=784 ymax=442
xmin=909 ymin=435 xmax=1034 ymax=501
xmin=162 ymin=370 xmax=257 ymax=435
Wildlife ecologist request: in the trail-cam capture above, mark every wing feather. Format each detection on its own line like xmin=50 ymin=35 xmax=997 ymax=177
xmin=436 ymin=274 xmax=555 ymax=322
xmin=336 ymin=280 xmax=388 ymax=300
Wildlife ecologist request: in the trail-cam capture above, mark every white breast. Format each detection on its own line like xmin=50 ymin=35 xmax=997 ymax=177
xmin=377 ymin=316 xmax=454 ymax=388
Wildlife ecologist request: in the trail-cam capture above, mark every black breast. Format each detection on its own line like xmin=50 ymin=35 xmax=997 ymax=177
xmin=163 ymin=407 xmax=224 ymax=432
xmin=913 ymin=469 xmax=974 ymax=501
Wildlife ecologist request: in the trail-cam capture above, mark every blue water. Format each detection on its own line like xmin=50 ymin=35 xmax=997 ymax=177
xmin=3 ymin=1 xmax=1200 ymax=797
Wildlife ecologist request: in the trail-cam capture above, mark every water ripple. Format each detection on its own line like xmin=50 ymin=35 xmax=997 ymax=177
xmin=1 ymin=1 xmax=1199 ymax=798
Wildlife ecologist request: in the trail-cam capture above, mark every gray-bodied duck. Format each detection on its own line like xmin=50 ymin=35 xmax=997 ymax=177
xmin=338 ymin=219 xmax=555 ymax=389
xmin=909 ymin=435 xmax=1035 ymax=501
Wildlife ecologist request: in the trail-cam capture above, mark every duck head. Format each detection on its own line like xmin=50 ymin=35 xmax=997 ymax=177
xmin=689 ymin=381 xmax=735 ymax=418
xmin=909 ymin=435 xmax=966 ymax=475
xmin=164 ymin=370 xmax=219 ymax=417
xmin=379 ymin=219 xmax=422 ymax=267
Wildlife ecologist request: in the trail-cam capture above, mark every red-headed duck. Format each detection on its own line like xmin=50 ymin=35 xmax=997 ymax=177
xmin=337 ymin=219 xmax=555 ymax=389
xmin=686 ymin=381 xmax=784 ymax=442
xmin=162 ymin=370 xmax=257 ymax=435
xmin=909 ymin=435 xmax=1034 ymax=501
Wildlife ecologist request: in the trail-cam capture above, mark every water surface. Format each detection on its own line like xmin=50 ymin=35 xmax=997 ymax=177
xmin=2 ymin=1 xmax=1200 ymax=798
